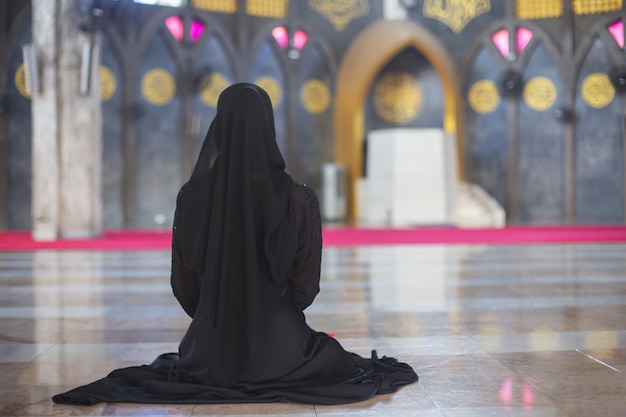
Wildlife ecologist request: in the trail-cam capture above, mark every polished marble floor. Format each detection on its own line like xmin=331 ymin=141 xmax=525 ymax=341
xmin=1 ymin=243 xmax=625 ymax=416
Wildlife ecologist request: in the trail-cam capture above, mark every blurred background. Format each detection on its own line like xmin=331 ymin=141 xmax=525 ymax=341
xmin=0 ymin=0 xmax=624 ymax=236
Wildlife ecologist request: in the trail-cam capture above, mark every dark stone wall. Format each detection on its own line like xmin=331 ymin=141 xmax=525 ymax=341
xmin=464 ymin=46 xmax=508 ymax=211
xmin=101 ymin=33 xmax=124 ymax=229
xmin=5 ymin=22 xmax=31 ymax=229
xmin=517 ymin=43 xmax=564 ymax=224
xmin=575 ymin=38 xmax=624 ymax=223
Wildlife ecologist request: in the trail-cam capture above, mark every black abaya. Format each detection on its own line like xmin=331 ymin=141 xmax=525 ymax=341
xmin=52 ymin=83 xmax=417 ymax=406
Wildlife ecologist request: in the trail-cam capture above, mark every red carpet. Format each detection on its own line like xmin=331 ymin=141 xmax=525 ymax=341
xmin=0 ymin=226 xmax=625 ymax=251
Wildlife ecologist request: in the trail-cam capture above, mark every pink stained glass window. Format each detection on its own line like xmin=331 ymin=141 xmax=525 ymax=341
xmin=608 ymin=19 xmax=624 ymax=49
xmin=272 ymin=26 xmax=288 ymax=49
xmin=165 ymin=16 xmax=184 ymax=41
xmin=491 ymin=29 xmax=509 ymax=58
xmin=293 ymin=29 xmax=308 ymax=51
xmin=190 ymin=20 xmax=205 ymax=42
xmin=516 ymin=27 xmax=533 ymax=53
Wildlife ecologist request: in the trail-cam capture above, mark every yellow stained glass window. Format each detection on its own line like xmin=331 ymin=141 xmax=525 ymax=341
xmin=247 ymin=0 xmax=288 ymax=18
xmin=573 ymin=0 xmax=621 ymax=15
xmin=516 ymin=0 xmax=562 ymax=20
xmin=192 ymin=0 xmax=236 ymax=13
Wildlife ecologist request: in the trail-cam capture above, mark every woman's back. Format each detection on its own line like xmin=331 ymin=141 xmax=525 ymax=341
xmin=173 ymin=181 xmax=326 ymax=386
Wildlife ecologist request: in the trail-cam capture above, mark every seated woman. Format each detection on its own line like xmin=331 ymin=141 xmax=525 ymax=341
xmin=52 ymin=83 xmax=417 ymax=406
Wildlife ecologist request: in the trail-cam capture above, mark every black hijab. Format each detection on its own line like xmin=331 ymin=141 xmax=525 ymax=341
xmin=176 ymin=83 xmax=297 ymax=382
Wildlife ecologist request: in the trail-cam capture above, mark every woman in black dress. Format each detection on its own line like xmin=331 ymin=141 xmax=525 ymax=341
xmin=53 ymin=83 xmax=417 ymax=406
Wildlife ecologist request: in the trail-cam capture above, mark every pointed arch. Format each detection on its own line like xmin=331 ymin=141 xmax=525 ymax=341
xmin=334 ymin=20 xmax=462 ymax=221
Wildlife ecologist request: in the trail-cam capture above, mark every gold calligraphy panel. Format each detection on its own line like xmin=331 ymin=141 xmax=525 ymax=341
xmin=468 ymin=80 xmax=500 ymax=114
xmin=581 ymin=73 xmax=615 ymax=109
xmin=301 ymin=79 xmax=331 ymax=114
xmin=141 ymin=68 xmax=176 ymax=106
xmin=14 ymin=64 xmax=30 ymax=99
xmin=573 ymin=0 xmax=621 ymax=15
xmin=247 ymin=0 xmax=288 ymax=18
xmin=100 ymin=66 xmax=117 ymax=102
xmin=373 ymin=72 xmax=422 ymax=125
xmin=192 ymin=0 xmax=236 ymax=13
xmin=200 ymin=72 xmax=230 ymax=108
xmin=308 ymin=0 xmax=369 ymax=32
xmin=423 ymin=0 xmax=491 ymax=34
xmin=254 ymin=76 xmax=283 ymax=107
xmin=516 ymin=0 xmax=562 ymax=19
xmin=523 ymin=76 xmax=557 ymax=112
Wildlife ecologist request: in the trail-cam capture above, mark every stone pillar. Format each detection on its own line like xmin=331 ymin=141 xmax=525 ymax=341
xmin=31 ymin=0 xmax=102 ymax=240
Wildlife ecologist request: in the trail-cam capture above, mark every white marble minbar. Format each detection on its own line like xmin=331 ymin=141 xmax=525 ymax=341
xmin=358 ymin=128 xmax=458 ymax=226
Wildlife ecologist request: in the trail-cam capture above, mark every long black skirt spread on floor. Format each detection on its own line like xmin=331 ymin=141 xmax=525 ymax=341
xmin=52 ymin=334 xmax=417 ymax=405
xmin=52 ymin=84 xmax=418 ymax=406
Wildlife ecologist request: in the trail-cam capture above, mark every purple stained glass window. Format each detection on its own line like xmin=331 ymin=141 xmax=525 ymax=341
xmin=516 ymin=27 xmax=533 ymax=53
xmin=272 ymin=26 xmax=288 ymax=49
xmin=190 ymin=20 xmax=205 ymax=42
xmin=608 ymin=19 xmax=624 ymax=49
xmin=165 ymin=16 xmax=184 ymax=41
xmin=491 ymin=28 xmax=509 ymax=58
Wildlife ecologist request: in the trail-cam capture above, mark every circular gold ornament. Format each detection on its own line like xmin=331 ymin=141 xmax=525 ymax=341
xmin=581 ymin=73 xmax=615 ymax=109
xmin=254 ymin=76 xmax=282 ymax=107
xmin=141 ymin=68 xmax=176 ymax=106
xmin=300 ymin=79 xmax=331 ymax=114
xmin=14 ymin=64 xmax=30 ymax=98
xmin=373 ymin=71 xmax=422 ymax=125
xmin=468 ymin=80 xmax=500 ymax=114
xmin=199 ymin=72 xmax=230 ymax=108
xmin=523 ymin=76 xmax=557 ymax=112
xmin=100 ymin=66 xmax=117 ymax=102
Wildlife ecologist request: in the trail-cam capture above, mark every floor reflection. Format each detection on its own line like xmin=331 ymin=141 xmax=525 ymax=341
xmin=0 ymin=243 xmax=625 ymax=416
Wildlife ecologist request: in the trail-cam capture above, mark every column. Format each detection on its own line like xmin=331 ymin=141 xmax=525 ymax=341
xmin=31 ymin=0 xmax=102 ymax=240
